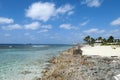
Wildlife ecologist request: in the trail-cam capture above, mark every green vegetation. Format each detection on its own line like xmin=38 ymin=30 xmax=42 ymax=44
xmin=91 ymin=37 xmax=95 ymax=44
xmin=84 ymin=36 xmax=90 ymax=45
xmin=84 ymin=35 xmax=120 ymax=45
xmin=107 ymin=36 xmax=114 ymax=43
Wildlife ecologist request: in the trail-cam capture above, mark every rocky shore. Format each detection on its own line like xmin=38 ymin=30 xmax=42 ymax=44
xmin=38 ymin=47 xmax=120 ymax=80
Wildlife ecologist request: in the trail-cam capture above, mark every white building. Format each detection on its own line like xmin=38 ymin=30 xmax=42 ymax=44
xmin=94 ymin=40 xmax=103 ymax=45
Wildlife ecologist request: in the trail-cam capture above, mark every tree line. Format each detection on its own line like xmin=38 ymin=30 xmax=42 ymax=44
xmin=84 ymin=36 xmax=120 ymax=45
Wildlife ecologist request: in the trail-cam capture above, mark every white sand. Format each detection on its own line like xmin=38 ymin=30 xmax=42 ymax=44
xmin=81 ymin=45 xmax=120 ymax=57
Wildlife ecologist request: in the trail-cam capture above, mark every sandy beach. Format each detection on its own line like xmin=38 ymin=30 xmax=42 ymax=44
xmin=81 ymin=45 xmax=120 ymax=57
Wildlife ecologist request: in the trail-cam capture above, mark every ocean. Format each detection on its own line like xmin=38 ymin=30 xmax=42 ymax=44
xmin=0 ymin=44 xmax=72 ymax=80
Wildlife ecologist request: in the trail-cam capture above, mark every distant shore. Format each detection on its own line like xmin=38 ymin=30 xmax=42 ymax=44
xmin=39 ymin=45 xmax=120 ymax=80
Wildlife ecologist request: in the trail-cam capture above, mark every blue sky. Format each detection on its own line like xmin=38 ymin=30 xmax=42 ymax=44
xmin=0 ymin=0 xmax=120 ymax=44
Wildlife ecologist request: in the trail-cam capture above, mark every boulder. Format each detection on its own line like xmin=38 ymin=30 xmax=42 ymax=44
xmin=73 ymin=48 xmax=82 ymax=55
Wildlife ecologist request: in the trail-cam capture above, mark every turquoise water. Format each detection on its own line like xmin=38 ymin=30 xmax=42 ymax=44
xmin=0 ymin=44 xmax=72 ymax=80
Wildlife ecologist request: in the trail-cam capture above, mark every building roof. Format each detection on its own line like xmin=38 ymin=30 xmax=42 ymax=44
xmin=95 ymin=40 xmax=102 ymax=43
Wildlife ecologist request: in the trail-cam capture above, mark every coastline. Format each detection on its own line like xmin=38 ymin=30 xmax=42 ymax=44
xmin=38 ymin=45 xmax=120 ymax=80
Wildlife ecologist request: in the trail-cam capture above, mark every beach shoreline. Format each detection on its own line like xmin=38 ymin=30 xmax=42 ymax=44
xmin=39 ymin=45 xmax=120 ymax=80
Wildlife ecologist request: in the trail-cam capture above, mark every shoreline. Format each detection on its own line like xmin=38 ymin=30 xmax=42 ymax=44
xmin=38 ymin=45 xmax=120 ymax=80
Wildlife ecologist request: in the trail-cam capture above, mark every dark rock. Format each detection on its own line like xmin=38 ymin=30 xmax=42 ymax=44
xmin=36 ymin=78 xmax=41 ymax=80
xmin=73 ymin=48 xmax=82 ymax=55
xmin=111 ymin=56 xmax=118 ymax=58
xmin=33 ymin=77 xmax=41 ymax=80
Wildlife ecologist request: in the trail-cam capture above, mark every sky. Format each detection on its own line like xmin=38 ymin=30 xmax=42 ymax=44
xmin=0 ymin=0 xmax=120 ymax=44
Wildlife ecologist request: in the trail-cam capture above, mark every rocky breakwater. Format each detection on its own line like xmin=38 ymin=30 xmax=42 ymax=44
xmin=40 ymin=47 xmax=120 ymax=80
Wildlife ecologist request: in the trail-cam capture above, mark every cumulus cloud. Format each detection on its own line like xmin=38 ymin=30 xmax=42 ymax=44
xmin=81 ymin=0 xmax=102 ymax=7
xmin=24 ymin=21 xmax=52 ymax=31
xmin=60 ymin=24 xmax=77 ymax=30
xmin=110 ymin=17 xmax=120 ymax=26
xmin=24 ymin=22 xmax=40 ymax=30
xmin=0 ymin=17 xmax=14 ymax=24
xmin=84 ymin=28 xmax=105 ymax=34
xmin=26 ymin=2 xmax=55 ymax=22
xmin=80 ymin=20 xmax=89 ymax=26
xmin=25 ymin=2 xmax=74 ymax=22
xmin=2 ymin=24 xmax=22 ymax=30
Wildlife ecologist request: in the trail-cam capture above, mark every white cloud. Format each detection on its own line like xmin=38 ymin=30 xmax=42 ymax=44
xmin=2 ymin=24 xmax=22 ymax=30
xmin=68 ymin=11 xmax=74 ymax=15
xmin=24 ymin=22 xmax=40 ymax=30
xmin=110 ymin=17 xmax=120 ymax=26
xmin=80 ymin=20 xmax=89 ymax=26
xmin=84 ymin=28 xmax=105 ymax=34
xmin=41 ymin=25 xmax=52 ymax=29
xmin=37 ymin=25 xmax=52 ymax=33
xmin=25 ymin=2 xmax=74 ymax=22
xmin=60 ymin=24 xmax=77 ymax=30
xmin=56 ymin=4 xmax=74 ymax=14
xmin=0 ymin=17 xmax=14 ymax=24
xmin=24 ymin=22 xmax=52 ymax=31
xmin=81 ymin=0 xmax=102 ymax=7
xmin=26 ymin=2 xmax=55 ymax=22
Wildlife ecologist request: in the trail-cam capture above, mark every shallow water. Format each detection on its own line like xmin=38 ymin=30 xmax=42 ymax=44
xmin=0 ymin=44 xmax=72 ymax=80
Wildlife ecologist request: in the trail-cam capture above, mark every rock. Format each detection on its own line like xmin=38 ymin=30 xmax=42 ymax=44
xmin=33 ymin=77 xmax=41 ymax=80
xmin=36 ymin=78 xmax=41 ymax=80
xmin=111 ymin=56 xmax=118 ymax=58
xmin=41 ymin=47 xmax=120 ymax=80
xmin=73 ymin=48 xmax=82 ymax=55
xmin=105 ymin=71 xmax=114 ymax=80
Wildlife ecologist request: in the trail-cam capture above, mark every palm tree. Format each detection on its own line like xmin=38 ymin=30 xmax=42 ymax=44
xmin=102 ymin=38 xmax=107 ymax=42
xmin=91 ymin=37 xmax=95 ymax=44
xmin=118 ymin=39 xmax=120 ymax=42
xmin=102 ymin=38 xmax=107 ymax=45
xmin=107 ymin=36 xmax=114 ymax=43
xmin=98 ymin=37 xmax=102 ymax=40
xmin=84 ymin=35 xmax=90 ymax=44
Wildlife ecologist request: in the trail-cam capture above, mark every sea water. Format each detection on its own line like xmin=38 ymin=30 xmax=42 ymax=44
xmin=0 ymin=44 xmax=72 ymax=80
